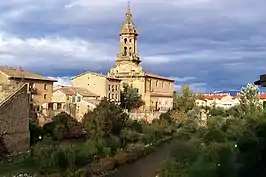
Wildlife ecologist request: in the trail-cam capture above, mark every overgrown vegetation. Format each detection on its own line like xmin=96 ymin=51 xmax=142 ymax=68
xmin=157 ymin=83 xmax=266 ymax=177
xmin=2 ymin=84 xmax=178 ymax=176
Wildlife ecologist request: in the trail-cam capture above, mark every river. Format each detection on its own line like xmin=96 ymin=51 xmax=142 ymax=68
xmin=106 ymin=140 xmax=177 ymax=177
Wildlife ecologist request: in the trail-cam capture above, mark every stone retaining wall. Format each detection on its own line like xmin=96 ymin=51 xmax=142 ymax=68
xmin=0 ymin=84 xmax=30 ymax=153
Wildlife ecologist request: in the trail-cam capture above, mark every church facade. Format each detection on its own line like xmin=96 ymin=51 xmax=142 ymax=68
xmin=108 ymin=3 xmax=175 ymax=111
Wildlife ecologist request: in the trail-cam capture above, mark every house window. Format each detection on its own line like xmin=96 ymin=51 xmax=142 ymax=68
xmin=115 ymin=94 xmax=118 ymax=100
xmin=108 ymin=85 xmax=111 ymax=91
xmin=162 ymin=81 xmax=164 ymax=88
xmin=112 ymin=85 xmax=114 ymax=92
xmin=115 ymin=85 xmax=118 ymax=91
xmin=72 ymin=96 xmax=76 ymax=102
xmin=77 ymin=96 xmax=81 ymax=102
xmin=44 ymin=94 xmax=47 ymax=99
xmin=112 ymin=94 xmax=114 ymax=99
xmin=44 ymin=84 xmax=47 ymax=90
xmin=57 ymin=103 xmax=62 ymax=110
xmin=108 ymin=93 xmax=111 ymax=99
xmin=156 ymin=81 xmax=158 ymax=87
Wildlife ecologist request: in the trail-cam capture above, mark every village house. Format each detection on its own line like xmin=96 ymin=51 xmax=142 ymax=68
xmin=41 ymin=86 xmax=100 ymax=122
xmin=196 ymin=93 xmax=239 ymax=108
xmin=107 ymin=3 xmax=175 ymax=111
xmin=196 ymin=92 xmax=266 ymax=109
xmin=0 ymin=66 xmax=57 ymax=110
xmin=71 ymin=71 xmax=121 ymax=103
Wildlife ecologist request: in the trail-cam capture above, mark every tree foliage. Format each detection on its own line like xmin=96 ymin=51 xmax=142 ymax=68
xmin=120 ymin=83 xmax=144 ymax=111
xmin=42 ymin=112 xmax=85 ymax=140
xmin=158 ymin=83 xmax=266 ymax=177
xmin=83 ymin=98 xmax=129 ymax=138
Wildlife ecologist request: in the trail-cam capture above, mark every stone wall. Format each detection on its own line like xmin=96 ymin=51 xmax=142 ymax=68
xmin=0 ymin=84 xmax=30 ymax=153
xmin=129 ymin=111 xmax=162 ymax=123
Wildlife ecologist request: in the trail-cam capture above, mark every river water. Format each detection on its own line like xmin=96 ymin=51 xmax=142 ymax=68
xmin=106 ymin=140 xmax=177 ymax=177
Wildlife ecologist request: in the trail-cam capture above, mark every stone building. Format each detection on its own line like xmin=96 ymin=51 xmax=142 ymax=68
xmin=0 ymin=83 xmax=30 ymax=153
xmin=41 ymin=86 xmax=101 ymax=122
xmin=71 ymin=71 xmax=121 ymax=102
xmin=0 ymin=66 xmax=57 ymax=110
xmin=108 ymin=3 xmax=175 ymax=111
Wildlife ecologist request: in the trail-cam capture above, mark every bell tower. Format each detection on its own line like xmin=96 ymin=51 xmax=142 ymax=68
xmin=116 ymin=1 xmax=141 ymax=65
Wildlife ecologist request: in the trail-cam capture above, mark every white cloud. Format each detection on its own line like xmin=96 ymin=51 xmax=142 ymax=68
xmin=48 ymin=76 xmax=71 ymax=86
xmin=175 ymin=82 xmax=207 ymax=93
xmin=0 ymin=31 xmax=114 ymax=69
xmin=171 ymin=76 xmax=196 ymax=82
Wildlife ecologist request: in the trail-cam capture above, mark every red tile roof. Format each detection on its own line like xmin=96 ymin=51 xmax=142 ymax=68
xmin=57 ymin=86 xmax=99 ymax=97
xmin=234 ymin=93 xmax=266 ymax=99
xmin=203 ymin=94 xmax=228 ymax=100
xmin=260 ymin=93 xmax=266 ymax=99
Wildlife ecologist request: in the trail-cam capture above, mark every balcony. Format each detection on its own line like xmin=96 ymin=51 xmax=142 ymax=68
xmin=29 ymin=86 xmax=38 ymax=94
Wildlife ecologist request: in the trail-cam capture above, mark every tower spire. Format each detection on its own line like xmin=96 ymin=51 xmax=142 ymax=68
xmin=125 ymin=1 xmax=132 ymax=23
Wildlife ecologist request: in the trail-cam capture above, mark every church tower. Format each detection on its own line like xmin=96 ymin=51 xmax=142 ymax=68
xmin=117 ymin=1 xmax=141 ymax=65
xmin=109 ymin=2 xmax=144 ymax=77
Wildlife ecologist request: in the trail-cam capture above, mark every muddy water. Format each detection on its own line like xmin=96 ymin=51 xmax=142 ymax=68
xmin=106 ymin=140 xmax=177 ymax=177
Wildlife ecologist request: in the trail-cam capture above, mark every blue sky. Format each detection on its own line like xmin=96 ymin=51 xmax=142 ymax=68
xmin=0 ymin=0 xmax=266 ymax=92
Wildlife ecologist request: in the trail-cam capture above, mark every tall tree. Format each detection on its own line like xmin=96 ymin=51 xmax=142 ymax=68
xmin=120 ymin=83 xmax=144 ymax=111
xmin=238 ymin=83 xmax=262 ymax=120
xmin=83 ymin=98 xmax=129 ymax=138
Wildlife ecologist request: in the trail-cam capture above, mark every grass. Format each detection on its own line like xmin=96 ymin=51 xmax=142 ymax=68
xmin=0 ymin=158 xmax=39 ymax=175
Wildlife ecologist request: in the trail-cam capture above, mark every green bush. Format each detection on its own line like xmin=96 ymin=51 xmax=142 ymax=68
xmin=29 ymin=120 xmax=42 ymax=145
xmin=0 ymin=135 xmax=9 ymax=162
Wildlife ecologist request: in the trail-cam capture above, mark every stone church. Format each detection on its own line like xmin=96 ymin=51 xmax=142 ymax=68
xmin=108 ymin=3 xmax=175 ymax=111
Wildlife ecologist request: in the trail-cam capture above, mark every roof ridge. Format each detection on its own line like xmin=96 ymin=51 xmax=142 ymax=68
xmin=0 ymin=84 xmax=27 ymax=106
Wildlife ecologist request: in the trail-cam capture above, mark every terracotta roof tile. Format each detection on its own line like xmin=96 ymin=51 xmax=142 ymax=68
xmin=260 ymin=93 xmax=266 ymax=99
xmin=0 ymin=66 xmax=57 ymax=82
xmin=203 ymin=94 xmax=228 ymax=100
xmin=145 ymin=73 xmax=175 ymax=82
xmin=58 ymin=86 xmax=99 ymax=97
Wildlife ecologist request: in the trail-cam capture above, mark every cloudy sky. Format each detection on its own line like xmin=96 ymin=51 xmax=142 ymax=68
xmin=0 ymin=0 xmax=266 ymax=92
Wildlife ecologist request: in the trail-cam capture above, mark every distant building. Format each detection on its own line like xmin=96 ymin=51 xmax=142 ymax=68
xmin=196 ymin=92 xmax=266 ymax=109
xmin=0 ymin=83 xmax=30 ymax=153
xmin=107 ymin=3 xmax=175 ymax=111
xmin=71 ymin=71 xmax=121 ymax=103
xmin=196 ymin=93 xmax=239 ymax=108
xmin=0 ymin=66 xmax=57 ymax=110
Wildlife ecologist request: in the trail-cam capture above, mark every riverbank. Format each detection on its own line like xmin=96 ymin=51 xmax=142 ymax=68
xmin=86 ymin=135 xmax=177 ymax=177
xmin=0 ymin=135 xmax=177 ymax=177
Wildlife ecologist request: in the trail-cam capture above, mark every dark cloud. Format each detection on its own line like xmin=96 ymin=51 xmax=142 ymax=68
xmin=0 ymin=0 xmax=266 ymax=91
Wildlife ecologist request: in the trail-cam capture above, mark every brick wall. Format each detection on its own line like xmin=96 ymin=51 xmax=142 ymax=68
xmin=0 ymin=84 xmax=30 ymax=153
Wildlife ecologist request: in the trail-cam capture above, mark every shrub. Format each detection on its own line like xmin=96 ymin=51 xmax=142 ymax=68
xmin=42 ymin=112 xmax=85 ymax=141
xmin=29 ymin=120 xmax=42 ymax=145
xmin=84 ymin=98 xmax=129 ymax=138
xmin=0 ymin=135 xmax=8 ymax=162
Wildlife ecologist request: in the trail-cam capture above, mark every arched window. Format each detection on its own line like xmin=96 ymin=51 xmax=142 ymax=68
xmin=129 ymin=47 xmax=132 ymax=56
xmin=129 ymin=38 xmax=132 ymax=42
xmin=123 ymin=47 xmax=127 ymax=56
xmin=124 ymin=38 xmax=127 ymax=44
